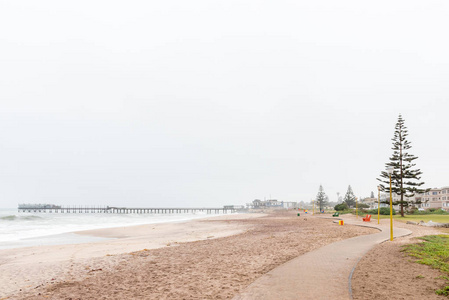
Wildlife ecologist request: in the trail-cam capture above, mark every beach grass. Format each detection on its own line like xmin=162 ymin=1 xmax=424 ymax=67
xmin=402 ymin=235 xmax=449 ymax=296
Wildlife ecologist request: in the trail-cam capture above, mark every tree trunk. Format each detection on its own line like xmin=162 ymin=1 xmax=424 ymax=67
xmin=400 ymin=200 xmax=404 ymax=217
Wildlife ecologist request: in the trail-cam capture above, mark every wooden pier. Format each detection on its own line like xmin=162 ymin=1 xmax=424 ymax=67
xmin=17 ymin=205 xmax=236 ymax=214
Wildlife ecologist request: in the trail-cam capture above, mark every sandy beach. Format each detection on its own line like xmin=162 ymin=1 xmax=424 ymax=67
xmin=1 ymin=211 xmax=377 ymax=299
xmin=0 ymin=213 xmax=261 ymax=299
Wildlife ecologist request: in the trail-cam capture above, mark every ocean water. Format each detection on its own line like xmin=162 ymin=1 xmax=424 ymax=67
xmin=0 ymin=208 xmax=220 ymax=249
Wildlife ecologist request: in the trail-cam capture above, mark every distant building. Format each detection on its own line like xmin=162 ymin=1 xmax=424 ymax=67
xmin=361 ymin=197 xmax=388 ymax=209
xmin=416 ymin=186 xmax=449 ymax=210
xmin=249 ymin=199 xmax=298 ymax=209
xmin=364 ymin=186 xmax=449 ymax=211
xmin=265 ymin=199 xmax=282 ymax=207
xmin=252 ymin=199 xmax=264 ymax=208
xmin=281 ymin=201 xmax=299 ymax=209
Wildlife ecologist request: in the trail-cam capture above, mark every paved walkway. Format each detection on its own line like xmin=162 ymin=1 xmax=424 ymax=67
xmin=233 ymin=217 xmax=412 ymax=300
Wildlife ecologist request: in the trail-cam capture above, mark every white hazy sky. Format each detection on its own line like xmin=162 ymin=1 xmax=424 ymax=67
xmin=1 ymin=0 xmax=448 ymax=208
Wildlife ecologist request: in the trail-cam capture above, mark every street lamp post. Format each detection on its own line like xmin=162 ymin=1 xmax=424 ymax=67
xmin=377 ymin=185 xmax=380 ymax=225
xmin=387 ymin=166 xmax=394 ymax=241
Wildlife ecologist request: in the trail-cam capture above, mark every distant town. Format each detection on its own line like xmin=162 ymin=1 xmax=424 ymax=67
xmin=18 ymin=186 xmax=449 ymax=214
xmin=236 ymin=185 xmax=449 ymax=212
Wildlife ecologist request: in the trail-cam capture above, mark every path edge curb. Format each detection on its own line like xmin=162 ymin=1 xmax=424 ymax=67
xmin=347 ymin=224 xmax=413 ymax=299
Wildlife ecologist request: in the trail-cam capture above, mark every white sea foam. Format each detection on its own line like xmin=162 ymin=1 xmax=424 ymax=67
xmin=0 ymin=208 xmax=220 ymax=249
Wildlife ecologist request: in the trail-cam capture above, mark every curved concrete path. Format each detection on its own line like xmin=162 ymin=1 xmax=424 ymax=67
xmin=233 ymin=217 xmax=412 ymax=300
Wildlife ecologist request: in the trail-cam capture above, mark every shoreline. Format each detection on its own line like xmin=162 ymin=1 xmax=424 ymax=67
xmin=0 ymin=213 xmax=264 ymax=298
xmin=0 ymin=210 xmax=239 ymax=249
xmin=0 ymin=232 xmax=111 ymax=250
xmin=2 ymin=212 xmax=378 ymax=299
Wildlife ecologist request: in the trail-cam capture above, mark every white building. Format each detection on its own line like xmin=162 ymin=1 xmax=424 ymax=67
xmin=415 ymin=186 xmax=449 ymax=210
xmin=364 ymin=186 xmax=449 ymax=211
xmin=281 ymin=201 xmax=298 ymax=209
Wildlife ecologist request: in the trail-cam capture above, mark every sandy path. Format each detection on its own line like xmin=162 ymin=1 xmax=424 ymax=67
xmin=6 ymin=211 xmax=377 ymax=300
xmin=234 ymin=216 xmax=411 ymax=300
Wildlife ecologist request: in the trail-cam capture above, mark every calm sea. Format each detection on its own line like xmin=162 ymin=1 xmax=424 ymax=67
xmin=0 ymin=208 xmax=219 ymax=249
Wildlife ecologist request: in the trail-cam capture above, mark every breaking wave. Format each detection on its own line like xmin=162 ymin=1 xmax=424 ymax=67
xmin=0 ymin=215 xmax=43 ymax=221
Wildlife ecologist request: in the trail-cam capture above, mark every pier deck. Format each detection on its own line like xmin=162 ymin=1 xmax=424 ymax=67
xmin=17 ymin=206 xmax=236 ymax=214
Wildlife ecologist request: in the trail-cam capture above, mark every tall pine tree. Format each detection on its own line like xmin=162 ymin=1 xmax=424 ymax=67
xmin=343 ymin=185 xmax=356 ymax=208
xmin=377 ymin=114 xmax=428 ymax=217
xmin=315 ymin=185 xmax=329 ymax=211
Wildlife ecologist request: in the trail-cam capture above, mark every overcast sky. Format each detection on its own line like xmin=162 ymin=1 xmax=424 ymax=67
xmin=0 ymin=0 xmax=448 ymax=208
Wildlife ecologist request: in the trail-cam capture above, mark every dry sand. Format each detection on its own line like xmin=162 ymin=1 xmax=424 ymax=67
xmin=0 ymin=213 xmax=262 ymax=299
xmin=352 ymin=219 xmax=448 ymax=300
xmin=2 ymin=211 xmax=376 ymax=300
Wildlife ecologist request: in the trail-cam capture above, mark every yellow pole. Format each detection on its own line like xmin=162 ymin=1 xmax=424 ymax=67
xmin=356 ymin=197 xmax=358 ymax=218
xmin=377 ymin=186 xmax=380 ymax=225
xmin=390 ymin=175 xmax=393 ymax=241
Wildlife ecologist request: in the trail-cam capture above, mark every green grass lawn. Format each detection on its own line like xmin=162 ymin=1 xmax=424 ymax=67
xmin=374 ymin=214 xmax=449 ymax=233
xmin=384 ymin=215 xmax=449 ymax=223
xmin=335 ymin=209 xmax=449 ymax=223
